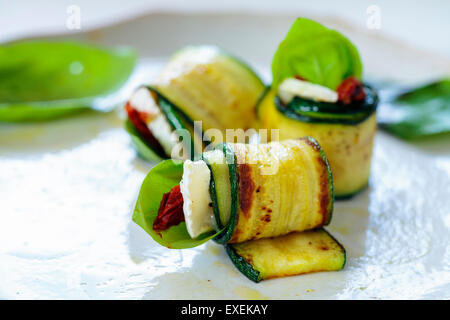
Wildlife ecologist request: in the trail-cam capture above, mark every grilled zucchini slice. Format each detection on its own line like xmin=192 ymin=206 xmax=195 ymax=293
xmin=226 ymin=228 xmax=346 ymax=282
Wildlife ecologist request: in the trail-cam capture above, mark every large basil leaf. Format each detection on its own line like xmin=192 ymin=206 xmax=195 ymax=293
xmin=0 ymin=41 xmax=137 ymax=122
xmin=132 ymin=159 xmax=221 ymax=249
xmin=272 ymin=18 xmax=362 ymax=91
xmin=378 ymin=79 xmax=450 ymax=139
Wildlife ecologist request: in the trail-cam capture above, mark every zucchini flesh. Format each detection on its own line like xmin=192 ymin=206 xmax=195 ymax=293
xmin=212 ymin=144 xmax=239 ymax=244
xmin=203 ymin=149 xmax=232 ymax=228
xmin=226 ymin=228 xmax=345 ymax=282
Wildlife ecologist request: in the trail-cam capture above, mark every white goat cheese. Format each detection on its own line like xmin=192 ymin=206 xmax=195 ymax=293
xmin=129 ymin=87 xmax=178 ymax=155
xmin=180 ymin=160 xmax=216 ymax=238
xmin=278 ymin=78 xmax=338 ymax=104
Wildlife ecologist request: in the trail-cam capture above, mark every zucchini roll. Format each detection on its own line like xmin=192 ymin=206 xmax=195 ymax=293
xmin=133 ymin=138 xmax=345 ymax=282
xmin=258 ymin=18 xmax=378 ymax=198
xmin=258 ymin=88 xmax=377 ymax=198
xmin=125 ymin=46 xmax=266 ymax=161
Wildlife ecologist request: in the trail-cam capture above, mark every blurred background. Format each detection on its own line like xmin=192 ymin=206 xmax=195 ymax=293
xmin=2 ymin=0 xmax=449 ymax=58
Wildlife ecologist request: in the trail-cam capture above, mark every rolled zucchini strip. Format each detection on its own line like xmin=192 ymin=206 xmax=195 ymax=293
xmin=155 ymin=46 xmax=265 ymax=133
xmin=211 ymin=138 xmax=334 ymax=244
xmin=125 ymin=46 xmax=266 ymax=160
xmin=133 ymin=138 xmax=345 ymax=282
xmin=257 ymin=89 xmax=378 ymax=198
xmin=126 ymin=86 xmax=204 ymax=161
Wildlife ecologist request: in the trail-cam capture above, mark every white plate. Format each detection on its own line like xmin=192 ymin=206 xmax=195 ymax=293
xmin=1 ymin=12 xmax=449 ymax=300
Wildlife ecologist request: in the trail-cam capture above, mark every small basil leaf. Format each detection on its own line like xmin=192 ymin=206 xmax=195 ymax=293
xmin=132 ymin=159 xmax=221 ymax=249
xmin=272 ymin=18 xmax=362 ymax=91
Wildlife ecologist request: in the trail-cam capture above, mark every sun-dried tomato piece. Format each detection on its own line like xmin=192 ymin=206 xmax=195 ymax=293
xmin=125 ymin=102 xmax=166 ymax=156
xmin=294 ymin=75 xmax=307 ymax=81
xmin=337 ymin=76 xmax=366 ymax=105
xmin=153 ymin=185 xmax=185 ymax=232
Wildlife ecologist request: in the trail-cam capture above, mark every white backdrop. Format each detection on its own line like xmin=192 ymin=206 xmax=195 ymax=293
xmin=1 ymin=0 xmax=449 ymax=58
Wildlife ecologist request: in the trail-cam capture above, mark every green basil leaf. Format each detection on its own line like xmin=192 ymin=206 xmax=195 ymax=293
xmin=379 ymin=79 xmax=450 ymax=139
xmin=132 ymin=159 xmax=221 ymax=249
xmin=125 ymin=119 xmax=165 ymax=162
xmin=272 ymin=18 xmax=362 ymax=91
xmin=0 ymin=41 xmax=137 ymax=122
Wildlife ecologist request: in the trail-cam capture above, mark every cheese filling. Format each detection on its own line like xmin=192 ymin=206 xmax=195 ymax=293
xmin=278 ymin=78 xmax=338 ymax=104
xmin=180 ymin=160 xmax=216 ymax=238
xmin=129 ymin=87 xmax=178 ymax=155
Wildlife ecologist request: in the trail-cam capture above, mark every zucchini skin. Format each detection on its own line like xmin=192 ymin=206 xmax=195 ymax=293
xmin=226 ymin=228 xmax=346 ymax=282
xmin=205 ymin=158 xmax=222 ymax=229
xmin=309 ymin=136 xmax=334 ymax=224
xmin=213 ymin=144 xmax=239 ymax=245
xmin=258 ymin=90 xmax=377 ymax=198
xmin=335 ymin=182 xmax=368 ymax=200
xmin=225 ymin=243 xmax=262 ymax=283
xmin=203 ymin=145 xmax=232 ymax=230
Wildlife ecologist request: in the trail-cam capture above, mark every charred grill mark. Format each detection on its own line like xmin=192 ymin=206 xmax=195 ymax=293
xmin=243 ymin=254 xmax=254 ymax=265
xmin=238 ymin=164 xmax=255 ymax=218
xmin=229 ymin=227 xmax=242 ymax=243
xmin=317 ymin=240 xmax=330 ymax=251
xmin=317 ymin=154 xmax=331 ymax=225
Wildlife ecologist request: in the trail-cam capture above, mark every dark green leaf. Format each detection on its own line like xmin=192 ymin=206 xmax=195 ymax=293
xmin=379 ymin=79 xmax=450 ymax=139
xmin=0 ymin=41 xmax=137 ymax=122
xmin=132 ymin=159 xmax=221 ymax=249
xmin=272 ymin=18 xmax=362 ymax=91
